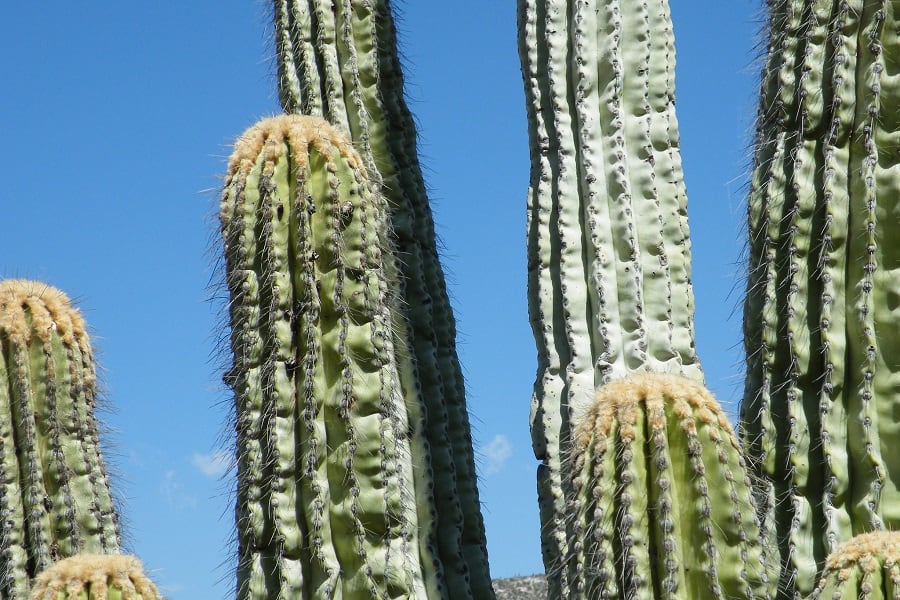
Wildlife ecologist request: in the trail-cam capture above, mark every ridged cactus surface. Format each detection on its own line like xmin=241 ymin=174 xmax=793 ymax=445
xmin=810 ymin=531 xmax=900 ymax=599
xmin=564 ymin=373 xmax=773 ymax=600
xmin=30 ymin=554 xmax=160 ymax=600
xmin=0 ymin=280 xmax=120 ymax=599
xmin=517 ymin=0 xmax=703 ymax=589
xmin=272 ymin=4 xmax=493 ymax=596
xmin=740 ymin=1 xmax=900 ymax=596
xmin=221 ymin=114 xmax=460 ymax=599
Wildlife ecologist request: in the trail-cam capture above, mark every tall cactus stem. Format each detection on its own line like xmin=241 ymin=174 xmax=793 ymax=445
xmin=517 ymin=0 xmax=703 ymax=592
xmin=741 ymin=1 xmax=900 ymax=596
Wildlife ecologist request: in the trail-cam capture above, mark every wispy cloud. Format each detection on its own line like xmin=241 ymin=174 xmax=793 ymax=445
xmin=191 ymin=450 xmax=230 ymax=477
xmin=481 ymin=434 xmax=512 ymax=475
xmin=161 ymin=470 xmax=198 ymax=510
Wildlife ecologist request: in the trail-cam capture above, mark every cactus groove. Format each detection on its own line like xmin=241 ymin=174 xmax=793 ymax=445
xmin=517 ymin=0 xmax=703 ymax=593
xmin=0 ymin=280 xmax=120 ymax=599
xmin=221 ymin=114 xmax=466 ymax=599
xmin=272 ymin=2 xmax=493 ymax=597
xmin=740 ymin=1 xmax=900 ymax=596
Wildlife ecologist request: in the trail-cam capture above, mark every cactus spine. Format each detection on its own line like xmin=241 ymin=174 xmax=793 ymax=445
xmin=0 ymin=280 xmax=120 ymax=599
xmin=567 ymin=374 xmax=772 ymax=599
xmin=272 ymin=2 xmax=493 ymax=597
xmin=30 ymin=554 xmax=160 ymax=600
xmin=810 ymin=531 xmax=900 ymax=600
xmin=518 ymin=0 xmax=716 ymax=594
xmin=740 ymin=1 xmax=900 ymax=596
xmin=221 ymin=114 xmax=465 ymax=599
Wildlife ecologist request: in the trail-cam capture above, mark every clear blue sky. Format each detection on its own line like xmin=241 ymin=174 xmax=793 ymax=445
xmin=0 ymin=1 xmax=761 ymax=597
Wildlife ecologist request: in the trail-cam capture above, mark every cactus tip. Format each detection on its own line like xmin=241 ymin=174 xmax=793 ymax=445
xmin=30 ymin=554 xmax=161 ymax=600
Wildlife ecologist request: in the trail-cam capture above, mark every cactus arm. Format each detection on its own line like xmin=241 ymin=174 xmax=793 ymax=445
xmin=29 ymin=554 xmax=160 ymax=600
xmin=223 ymin=115 xmax=451 ymax=599
xmin=565 ymin=374 xmax=772 ymax=600
xmin=809 ymin=531 xmax=900 ymax=599
xmin=0 ymin=282 xmax=121 ymax=599
xmin=272 ymin=3 xmax=493 ymax=596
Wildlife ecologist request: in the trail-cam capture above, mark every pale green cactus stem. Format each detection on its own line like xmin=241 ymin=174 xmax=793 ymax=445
xmin=566 ymin=373 xmax=773 ymax=600
xmin=272 ymin=2 xmax=492 ymax=597
xmin=518 ymin=0 xmax=704 ymax=593
xmin=221 ymin=114 xmax=459 ymax=599
xmin=809 ymin=531 xmax=900 ymax=599
xmin=29 ymin=554 xmax=160 ymax=600
xmin=740 ymin=1 xmax=900 ymax=596
xmin=0 ymin=280 xmax=121 ymax=599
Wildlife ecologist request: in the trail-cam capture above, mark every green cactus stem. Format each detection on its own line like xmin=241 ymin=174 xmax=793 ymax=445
xmin=517 ymin=0 xmax=703 ymax=592
xmin=740 ymin=1 xmax=900 ymax=596
xmin=809 ymin=531 xmax=900 ymax=599
xmin=271 ymin=4 xmax=493 ymax=596
xmin=29 ymin=554 xmax=160 ymax=600
xmin=221 ymin=113 xmax=465 ymax=599
xmin=0 ymin=280 xmax=120 ymax=599
xmin=564 ymin=373 xmax=773 ymax=600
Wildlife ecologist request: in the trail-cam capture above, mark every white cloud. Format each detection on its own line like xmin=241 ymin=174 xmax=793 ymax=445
xmin=481 ymin=434 xmax=512 ymax=476
xmin=191 ymin=450 xmax=231 ymax=477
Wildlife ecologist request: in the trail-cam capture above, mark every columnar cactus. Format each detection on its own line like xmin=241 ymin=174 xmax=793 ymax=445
xmin=272 ymin=4 xmax=493 ymax=596
xmin=809 ymin=531 xmax=900 ymax=600
xmin=274 ymin=0 xmax=493 ymax=599
xmin=221 ymin=113 xmax=469 ymax=598
xmin=30 ymin=554 xmax=160 ymax=600
xmin=0 ymin=280 xmax=120 ymax=599
xmin=518 ymin=0 xmax=705 ymax=592
xmin=740 ymin=1 xmax=900 ymax=596
xmin=566 ymin=373 xmax=772 ymax=600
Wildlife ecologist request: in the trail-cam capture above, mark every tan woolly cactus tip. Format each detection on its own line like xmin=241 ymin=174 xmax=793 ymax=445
xmin=824 ymin=531 xmax=900 ymax=571
xmin=0 ymin=279 xmax=91 ymax=356
xmin=30 ymin=554 xmax=161 ymax=600
xmin=225 ymin=114 xmax=365 ymax=184
xmin=575 ymin=372 xmax=732 ymax=449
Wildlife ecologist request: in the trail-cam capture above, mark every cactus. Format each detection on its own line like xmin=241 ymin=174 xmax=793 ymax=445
xmin=220 ymin=113 xmax=477 ymax=598
xmin=740 ymin=1 xmax=900 ymax=596
xmin=29 ymin=554 xmax=160 ymax=600
xmin=0 ymin=280 xmax=121 ymax=598
xmin=565 ymin=373 xmax=773 ymax=599
xmin=809 ymin=531 xmax=900 ymax=599
xmin=271 ymin=4 xmax=494 ymax=596
xmin=517 ymin=0 xmax=709 ymax=593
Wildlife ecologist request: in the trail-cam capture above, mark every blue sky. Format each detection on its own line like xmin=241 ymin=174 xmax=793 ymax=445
xmin=0 ymin=1 xmax=761 ymax=597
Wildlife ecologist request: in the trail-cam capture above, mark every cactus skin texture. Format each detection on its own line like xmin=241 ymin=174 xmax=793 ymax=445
xmin=740 ymin=1 xmax=900 ymax=596
xmin=0 ymin=280 xmax=121 ymax=599
xmin=29 ymin=554 xmax=160 ymax=600
xmin=564 ymin=373 xmax=774 ymax=600
xmin=272 ymin=4 xmax=494 ymax=597
xmin=221 ymin=114 xmax=461 ymax=599
xmin=517 ymin=0 xmax=704 ymax=593
xmin=809 ymin=531 xmax=900 ymax=600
